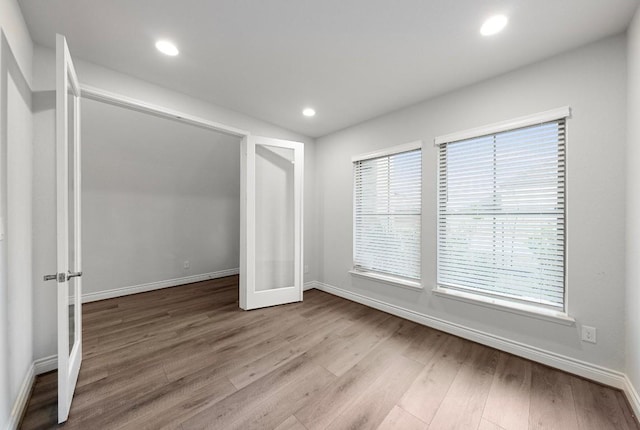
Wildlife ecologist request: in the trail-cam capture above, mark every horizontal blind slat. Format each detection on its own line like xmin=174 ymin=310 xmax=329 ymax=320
xmin=438 ymin=119 xmax=565 ymax=309
xmin=355 ymin=148 xmax=422 ymax=280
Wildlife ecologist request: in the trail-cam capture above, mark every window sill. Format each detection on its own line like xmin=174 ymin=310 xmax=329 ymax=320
xmin=349 ymin=270 xmax=422 ymax=291
xmin=432 ymin=286 xmax=575 ymax=326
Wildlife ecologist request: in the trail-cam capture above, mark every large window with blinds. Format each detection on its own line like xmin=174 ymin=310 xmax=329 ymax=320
xmin=353 ymin=142 xmax=422 ymax=285
xmin=437 ymin=111 xmax=567 ymax=310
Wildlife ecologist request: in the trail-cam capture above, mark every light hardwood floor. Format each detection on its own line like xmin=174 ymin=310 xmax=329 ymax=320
xmin=19 ymin=276 xmax=639 ymax=429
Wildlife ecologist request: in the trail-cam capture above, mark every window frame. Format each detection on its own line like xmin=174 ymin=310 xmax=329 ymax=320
xmin=434 ymin=107 xmax=573 ymax=323
xmin=351 ymin=141 xmax=423 ymax=290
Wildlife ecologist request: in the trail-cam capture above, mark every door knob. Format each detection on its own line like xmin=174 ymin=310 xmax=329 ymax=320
xmin=67 ymin=271 xmax=82 ymax=280
xmin=43 ymin=273 xmax=66 ymax=282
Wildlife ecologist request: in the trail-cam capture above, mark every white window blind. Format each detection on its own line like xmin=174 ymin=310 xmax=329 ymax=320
xmin=354 ymin=147 xmax=422 ymax=281
xmin=437 ymin=119 xmax=566 ymax=309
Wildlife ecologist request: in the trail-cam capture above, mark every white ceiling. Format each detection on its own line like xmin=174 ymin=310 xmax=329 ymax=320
xmin=19 ymin=0 xmax=639 ymax=138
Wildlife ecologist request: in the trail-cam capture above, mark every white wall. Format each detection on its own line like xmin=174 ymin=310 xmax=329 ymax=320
xmin=316 ymin=35 xmax=627 ymax=372
xmin=0 ymin=0 xmax=33 ymax=427
xmin=82 ymin=98 xmax=241 ymax=296
xmin=31 ymin=45 xmax=317 ymax=361
xmin=5 ymin=67 xmax=33 ymax=423
xmin=626 ymin=6 xmax=640 ymax=403
xmin=0 ymin=0 xmax=32 ymax=84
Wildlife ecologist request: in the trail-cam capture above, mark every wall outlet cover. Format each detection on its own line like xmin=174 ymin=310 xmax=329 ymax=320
xmin=581 ymin=325 xmax=597 ymax=344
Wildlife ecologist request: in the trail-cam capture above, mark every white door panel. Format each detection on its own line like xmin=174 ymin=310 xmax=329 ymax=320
xmin=55 ymin=34 xmax=82 ymax=423
xmin=240 ymin=136 xmax=303 ymax=310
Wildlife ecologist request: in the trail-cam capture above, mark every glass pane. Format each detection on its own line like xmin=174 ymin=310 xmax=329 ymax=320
xmin=255 ymin=144 xmax=295 ymax=291
xmin=67 ymin=83 xmax=76 ymax=353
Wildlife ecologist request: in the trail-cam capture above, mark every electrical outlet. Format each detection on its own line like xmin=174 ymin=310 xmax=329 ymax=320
xmin=581 ymin=325 xmax=597 ymax=344
xmin=183 ymin=260 xmax=190 ymax=270
xmin=304 ymin=265 xmax=309 ymax=274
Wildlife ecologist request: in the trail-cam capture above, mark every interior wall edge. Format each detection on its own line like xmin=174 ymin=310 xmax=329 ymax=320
xmin=0 ymin=0 xmax=33 ymax=88
xmin=4 ymin=362 xmax=34 ymax=430
xmin=624 ymin=375 xmax=640 ymax=420
xmin=626 ymin=0 xmax=640 ymax=414
xmin=314 ymin=281 xmax=629 ymax=390
xmin=0 ymin=23 xmax=34 ymax=430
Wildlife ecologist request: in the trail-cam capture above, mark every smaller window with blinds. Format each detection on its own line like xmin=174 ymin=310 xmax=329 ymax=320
xmin=352 ymin=142 xmax=422 ymax=287
xmin=436 ymin=108 xmax=569 ymax=312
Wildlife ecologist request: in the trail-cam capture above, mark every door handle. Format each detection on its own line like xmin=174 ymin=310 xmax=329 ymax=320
xmin=43 ymin=273 xmax=66 ymax=282
xmin=67 ymin=271 xmax=82 ymax=280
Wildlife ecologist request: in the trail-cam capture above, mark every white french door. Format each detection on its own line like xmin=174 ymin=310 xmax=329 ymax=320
xmin=54 ymin=34 xmax=82 ymax=423
xmin=240 ymin=136 xmax=304 ymax=310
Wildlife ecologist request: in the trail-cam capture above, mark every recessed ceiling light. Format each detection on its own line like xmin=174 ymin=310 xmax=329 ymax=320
xmin=302 ymin=108 xmax=316 ymax=117
xmin=480 ymin=15 xmax=508 ymax=36
xmin=155 ymin=40 xmax=179 ymax=56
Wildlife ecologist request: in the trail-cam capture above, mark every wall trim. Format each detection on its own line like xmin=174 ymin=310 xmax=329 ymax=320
xmin=303 ymin=281 xmax=317 ymax=291
xmin=314 ymin=281 xmax=627 ymax=389
xmin=5 ymin=363 xmax=35 ymax=430
xmin=34 ymin=355 xmax=58 ymax=375
xmin=624 ymin=375 xmax=640 ymax=419
xmin=81 ymin=268 xmax=239 ymax=303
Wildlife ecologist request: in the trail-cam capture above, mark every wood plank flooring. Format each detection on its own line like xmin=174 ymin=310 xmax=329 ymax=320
xmin=19 ymin=276 xmax=639 ymax=430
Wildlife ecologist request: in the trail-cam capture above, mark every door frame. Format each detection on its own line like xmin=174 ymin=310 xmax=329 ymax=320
xmin=79 ymin=85 xmax=305 ymax=307
xmin=81 ymin=85 xmax=249 ymax=137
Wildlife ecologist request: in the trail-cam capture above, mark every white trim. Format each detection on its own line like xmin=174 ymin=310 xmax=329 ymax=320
xmin=352 ymin=140 xmax=422 ymax=162
xmin=432 ymin=286 xmax=575 ymax=326
xmin=81 ymin=269 xmax=239 ymax=303
xmin=5 ymin=364 xmax=35 ymax=430
xmin=80 ymin=84 xmax=250 ymax=138
xmin=624 ymin=375 xmax=640 ymax=420
xmin=434 ymin=106 xmax=571 ymax=145
xmin=349 ymin=270 xmax=422 ymax=291
xmin=34 ymin=355 xmax=58 ymax=374
xmin=314 ymin=281 xmax=626 ymax=389
xmin=303 ymin=281 xmax=316 ymax=291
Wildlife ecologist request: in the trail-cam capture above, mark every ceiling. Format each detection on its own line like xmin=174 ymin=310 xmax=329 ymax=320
xmin=19 ymin=0 xmax=639 ymax=138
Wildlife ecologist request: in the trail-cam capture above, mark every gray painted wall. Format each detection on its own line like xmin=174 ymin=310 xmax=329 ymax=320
xmin=31 ymin=45 xmax=317 ymax=361
xmin=626 ymin=7 xmax=640 ymax=397
xmin=315 ymin=35 xmax=628 ymax=372
xmin=0 ymin=0 xmax=33 ymax=427
xmin=81 ymin=98 xmax=241 ymax=297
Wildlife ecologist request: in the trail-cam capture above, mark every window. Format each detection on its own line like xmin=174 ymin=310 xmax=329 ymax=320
xmin=436 ymin=108 xmax=568 ymax=311
xmin=352 ymin=142 xmax=422 ymax=286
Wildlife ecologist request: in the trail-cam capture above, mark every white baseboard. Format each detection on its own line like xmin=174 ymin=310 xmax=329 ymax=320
xmin=624 ymin=375 xmax=640 ymax=420
xmin=303 ymin=281 xmax=317 ymax=291
xmin=314 ymin=281 xmax=628 ymax=390
xmin=81 ymin=268 xmax=239 ymax=303
xmin=5 ymin=364 xmax=35 ymax=430
xmin=34 ymin=355 xmax=58 ymax=375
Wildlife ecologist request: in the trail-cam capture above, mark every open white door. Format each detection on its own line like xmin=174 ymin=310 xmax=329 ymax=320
xmin=52 ymin=34 xmax=82 ymax=423
xmin=240 ymin=136 xmax=304 ymax=310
